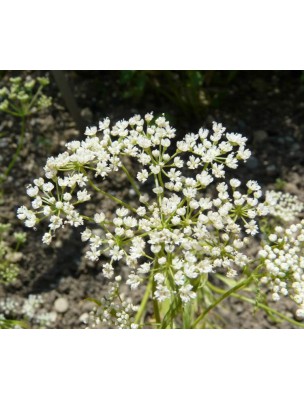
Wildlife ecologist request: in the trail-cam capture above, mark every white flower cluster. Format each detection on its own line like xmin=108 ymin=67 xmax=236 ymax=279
xmin=0 ymin=297 xmax=19 ymax=315
xmin=22 ymin=294 xmax=44 ymax=319
xmin=0 ymin=294 xmax=57 ymax=327
xmin=18 ymin=114 xmax=268 ymax=308
xmin=259 ymin=220 xmax=304 ymax=318
xmin=265 ymin=190 xmax=303 ymax=222
xmin=85 ymin=278 xmax=138 ymax=329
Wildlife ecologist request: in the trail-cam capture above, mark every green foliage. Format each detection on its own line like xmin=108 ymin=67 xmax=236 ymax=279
xmin=120 ymin=71 xmax=149 ymax=100
xmin=0 ymin=74 xmax=52 ymax=117
xmin=0 ymin=317 xmax=29 ymax=329
xmin=0 ymin=73 xmax=52 ymax=185
xmin=274 ymin=178 xmax=286 ymax=190
xmin=0 ymin=293 xmax=56 ymax=329
xmin=119 ymin=71 xmax=238 ymax=121
xmin=0 ymin=223 xmax=26 ymax=285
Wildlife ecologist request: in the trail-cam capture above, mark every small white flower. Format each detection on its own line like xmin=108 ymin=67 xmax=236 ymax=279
xmin=26 ymin=185 xmax=39 ymax=197
xmin=102 ymin=263 xmax=114 ymax=278
xmin=174 ymin=271 xmax=185 ymax=286
xmin=145 ymin=113 xmax=153 ymax=122
xmin=63 ymin=193 xmax=72 ymax=201
xmin=136 ymin=206 xmax=146 ymax=216
xmin=86 ymin=249 xmax=101 ymax=261
xmin=77 ymin=189 xmax=91 ymax=202
xmin=154 ymin=284 xmax=170 ymax=302
xmin=269 ymin=234 xmax=277 ymax=242
xmin=116 ymin=207 xmax=129 ymax=217
xmin=137 ymin=169 xmax=149 ymax=183
xmin=179 ymin=284 xmax=196 ymax=303
xmin=150 ymin=165 xmax=161 ymax=174
xmin=124 ymin=216 xmax=137 ymax=228
xmin=126 ymin=274 xmax=141 ymax=290
xmin=85 ymin=126 xmax=97 ymax=136
xmin=49 ymin=216 xmax=63 ymax=231
xmin=33 ymin=178 xmax=44 ymax=186
xmin=187 ymin=155 xmax=200 ymax=169
xmin=154 ymin=273 xmax=165 ymax=284
xmin=81 ymin=228 xmax=92 ymax=241
xmin=43 ymin=182 xmax=54 ymax=192
xmin=42 ymin=232 xmax=52 ymax=245
xmin=174 ymin=156 xmax=184 ymax=168
xmin=99 ymin=118 xmax=110 ymax=130
xmin=246 ymin=180 xmax=261 ymax=192
xmin=244 ymin=220 xmax=258 ymax=236
xmin=138 ymin=262 xmax=151 ymax=274
xmin=161 ymin=138 xmax=170 ymax=147
xmin=94 ymin=212 xmax=106 ymax=223
xmin=43 ymin=206 xmax=51 ymax=216
xmin=109 ymin=246 xmax=124 ymax=261
xmin=230 ymin=178 xmax=241 ymax=188
xmin=171 ymin=216 xmax=181 ymax=225
xmin=32 ymin=197 xmax=42 ymax=209
xmin=152 ymin=187 xmax=163 ymax=195
xmin=55 ymin=201 xmax=63 ymax=210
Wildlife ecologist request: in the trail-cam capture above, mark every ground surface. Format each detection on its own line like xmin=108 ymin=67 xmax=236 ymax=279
xmin=1 ymin=71 xmax=304 ymax=328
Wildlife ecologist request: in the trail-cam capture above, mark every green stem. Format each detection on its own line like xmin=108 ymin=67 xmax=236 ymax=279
xmin=88 ymin=180 xmax=136 ymax=213
xmin=134 ymin=276 xmax=153 ymax=325
xmin=182 ymin=303 xmax=192 ymax=329
xmin=191 ymin=276 xmax=253 ymax=328
xmin=153 ymin=298 xmax=161 ymax=327
xmin=209 ymin=282 xmax=304 ymax=329
xmin=152 ymin=276 xmax=161 ymax=328
xmin=158 ymin=171 xmax=165 ymax=189
xmin=121 ymin=164 xmax=141 ymax=198
xmin=27 ymin=85 xmax=43 ymax=113
xmin=2 ymin=109 xmax=20 ymax=117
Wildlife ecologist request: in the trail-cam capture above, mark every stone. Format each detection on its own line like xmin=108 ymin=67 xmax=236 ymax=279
xmin=284 ymin=183 xmax=299 ymax=195
xmin=64 ymin=128 xmax=79 ymax=137
xmin=54 ymin=239 xmax=63 ymax=248
xmin=81 ymin=107 xmax=93 ymax=121
xmin=38 ymin=115 xmax=55 ymax=132
xmin=79 ymin=313 xmax=89 ymax=324
xmin=54 ymin=298 xmax=69 ymax=313
xmin=266 ymin=164 xmax=277 ymax=176
xmin=246 ymin=156 xmax=259 ymax=170
xmin=253 ymin=130 xmax=268 ymax=143
xmin=291 ymin=143 xmax=300 ymax=152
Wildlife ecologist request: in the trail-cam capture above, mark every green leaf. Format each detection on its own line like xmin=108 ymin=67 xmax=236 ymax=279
xmin=215 ymin=274 xmax=239 ymax=288
xmin=85 ymin=298 xmax=102 ymax=307
xmin=161 ymin=298 xmax=181 ymax=329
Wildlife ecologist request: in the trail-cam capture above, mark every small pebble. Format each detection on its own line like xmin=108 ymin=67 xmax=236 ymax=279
xmin=284 ymin=183 xmax=299 ymax=194
xmin=253 ymin=130 xmax=268 ymax=143
xmin=266 ymin=164 xmax=277 ymax=176
xmin=246 ymin=156 xmax=259 ymax=170
xmin=291 ymin=143 xmax=300 ymax=152
xmin=54 ymin=239 xmax=63 ymax=248
xmin=79 ymin=312 xmax=89 ymax=324
xmin=54 ymin=298 xmax=69 ymax=313
xmin=81 ymin=107 xmax=93 ymax=121
xmin=235 ymin=304 xmax=243 ymax=314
